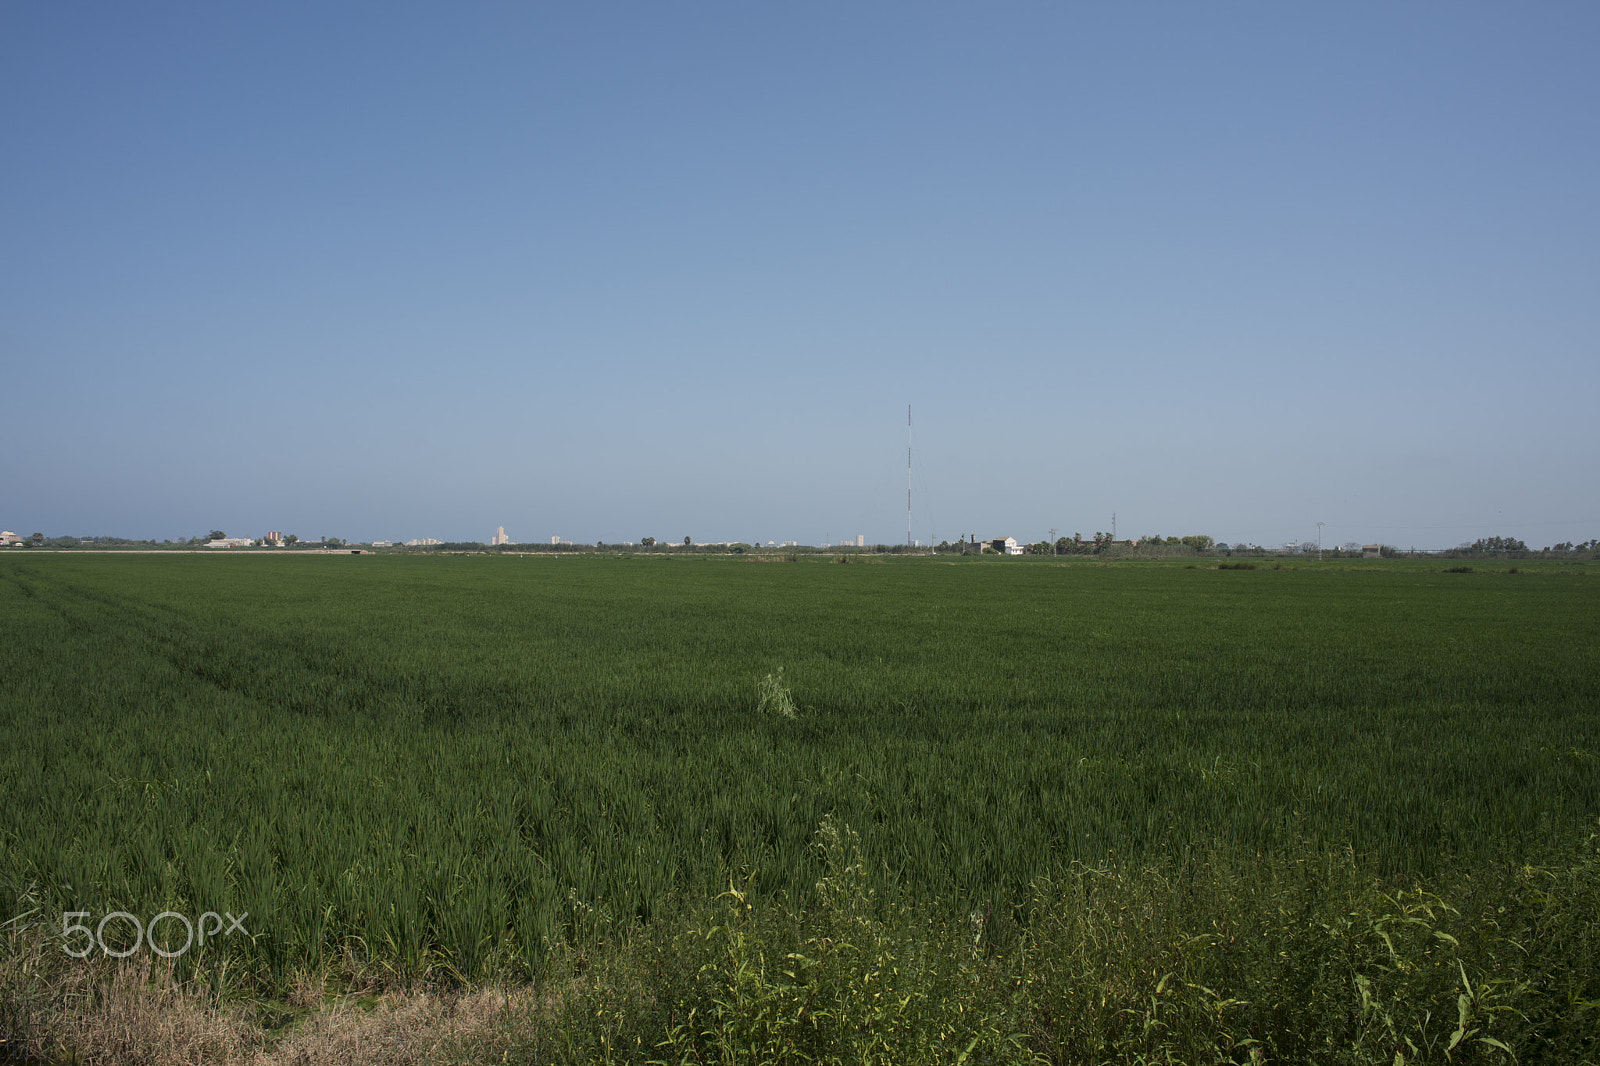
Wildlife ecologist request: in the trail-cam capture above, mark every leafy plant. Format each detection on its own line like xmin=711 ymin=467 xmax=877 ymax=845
xmin=655 ymin=818 xmax=1028 ymax=1065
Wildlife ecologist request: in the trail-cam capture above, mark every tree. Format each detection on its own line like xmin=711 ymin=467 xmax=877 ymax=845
xmin=29 ymin=532 xmax=43 ymax=546
xmin=1465 ymin=536 xmax=1527 ymax=552
xmin=684 ymin=536 xmax=691 ymax=546
xmin=285 ymin=534 xmax=299 ymax=545
xmin=207 ymin=530 xmax=226 ymax=542
xmin=641 ymin=537 xmax=655 ymax=548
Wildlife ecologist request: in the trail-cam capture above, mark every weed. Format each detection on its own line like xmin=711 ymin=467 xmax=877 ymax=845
xmin=655 ymin=818 xmax=1027 ymax=1065
xmin=757 ymin=668 xmax=801 ymax=721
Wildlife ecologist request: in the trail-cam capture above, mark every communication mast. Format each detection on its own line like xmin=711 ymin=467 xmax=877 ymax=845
xmin=907 ymin=404 xmax=913 ymax=549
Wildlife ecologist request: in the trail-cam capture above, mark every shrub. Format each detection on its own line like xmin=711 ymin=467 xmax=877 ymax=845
xmin=656 ymin=819 xmax=1028 ymax=1066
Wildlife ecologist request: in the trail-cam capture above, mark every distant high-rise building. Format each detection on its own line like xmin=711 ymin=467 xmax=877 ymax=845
xmin=492 ymin=526 xmax=508 ymax=546
xmin=856 ymin=534 xmax=865 ymax=548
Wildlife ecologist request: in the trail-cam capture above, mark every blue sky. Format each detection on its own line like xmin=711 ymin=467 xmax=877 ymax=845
xmin=5 ymin=3 xmax=1597 ymax=549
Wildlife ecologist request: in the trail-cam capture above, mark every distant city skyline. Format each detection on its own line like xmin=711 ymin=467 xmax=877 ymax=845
xmin=7 ymin=515 xmax=1598 ymax=554
xmin=9 ymin=526 xmax=1592 ymax=555
xmin=4 ymin=5 xmax=1595 ymax=552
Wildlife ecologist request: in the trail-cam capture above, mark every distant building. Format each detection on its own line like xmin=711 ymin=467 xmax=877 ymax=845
xmin=404 ymin=538 xmax=442 ymax=547
xmin=989 ymin=536 xmax=1022 ymax=555
xmin=856 ymin=534 xmax=865 ymax=547
xmin=1363 ymin=544 xmax=1382 ymax=559
xmin=263 ymin=531 xmax=284 ymax=546
xmin=492 ymin=526 xmax=510 ymax=546
xmin=205 ymin=538 xmax=255 ymax=549
xmin=0 ymin=531 xmax=22 ymax=547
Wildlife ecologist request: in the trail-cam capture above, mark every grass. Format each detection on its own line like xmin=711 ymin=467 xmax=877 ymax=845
xmin=1 ymin=553 xmax=1597 ymax=1062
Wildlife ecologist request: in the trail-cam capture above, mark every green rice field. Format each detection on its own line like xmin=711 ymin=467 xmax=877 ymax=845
xmin=2 ymin=551 xmax=1598 ymax=1062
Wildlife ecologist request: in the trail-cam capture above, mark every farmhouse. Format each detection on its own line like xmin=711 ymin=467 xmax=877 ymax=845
xmin=957 ymin=534 xmax=1026 ymax=555
xmin=0 ymin=531 xmax=21 ymax=547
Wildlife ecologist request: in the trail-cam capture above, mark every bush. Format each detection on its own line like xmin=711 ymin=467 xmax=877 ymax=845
xmin=656 ymin=819 xmax=1028 ymax=1065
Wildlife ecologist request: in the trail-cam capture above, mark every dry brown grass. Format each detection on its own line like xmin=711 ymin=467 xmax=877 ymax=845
xmin=2 ymin=947 xmax=258 ymax=1065
xmin=253 ymin=987 xmax=537 ymax=1066
xmin=1 ymin=935 xmax=552 ymax=1066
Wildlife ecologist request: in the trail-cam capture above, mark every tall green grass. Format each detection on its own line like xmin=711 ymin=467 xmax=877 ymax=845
xmin=1 ymin=554 xmax=1596 ymax=995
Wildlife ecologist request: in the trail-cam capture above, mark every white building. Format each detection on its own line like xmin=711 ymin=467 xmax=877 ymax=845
xmin=0 ymin=531 xmax=22 ymax=547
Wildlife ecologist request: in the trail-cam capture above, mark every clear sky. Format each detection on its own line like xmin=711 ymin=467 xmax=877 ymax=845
xmin=5 ymin=3 xmax=1597 ymax=549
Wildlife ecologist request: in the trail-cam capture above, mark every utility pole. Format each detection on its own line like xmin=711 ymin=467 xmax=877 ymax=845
xmin=1317 ymin=521 xmax=1324 ymax=561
